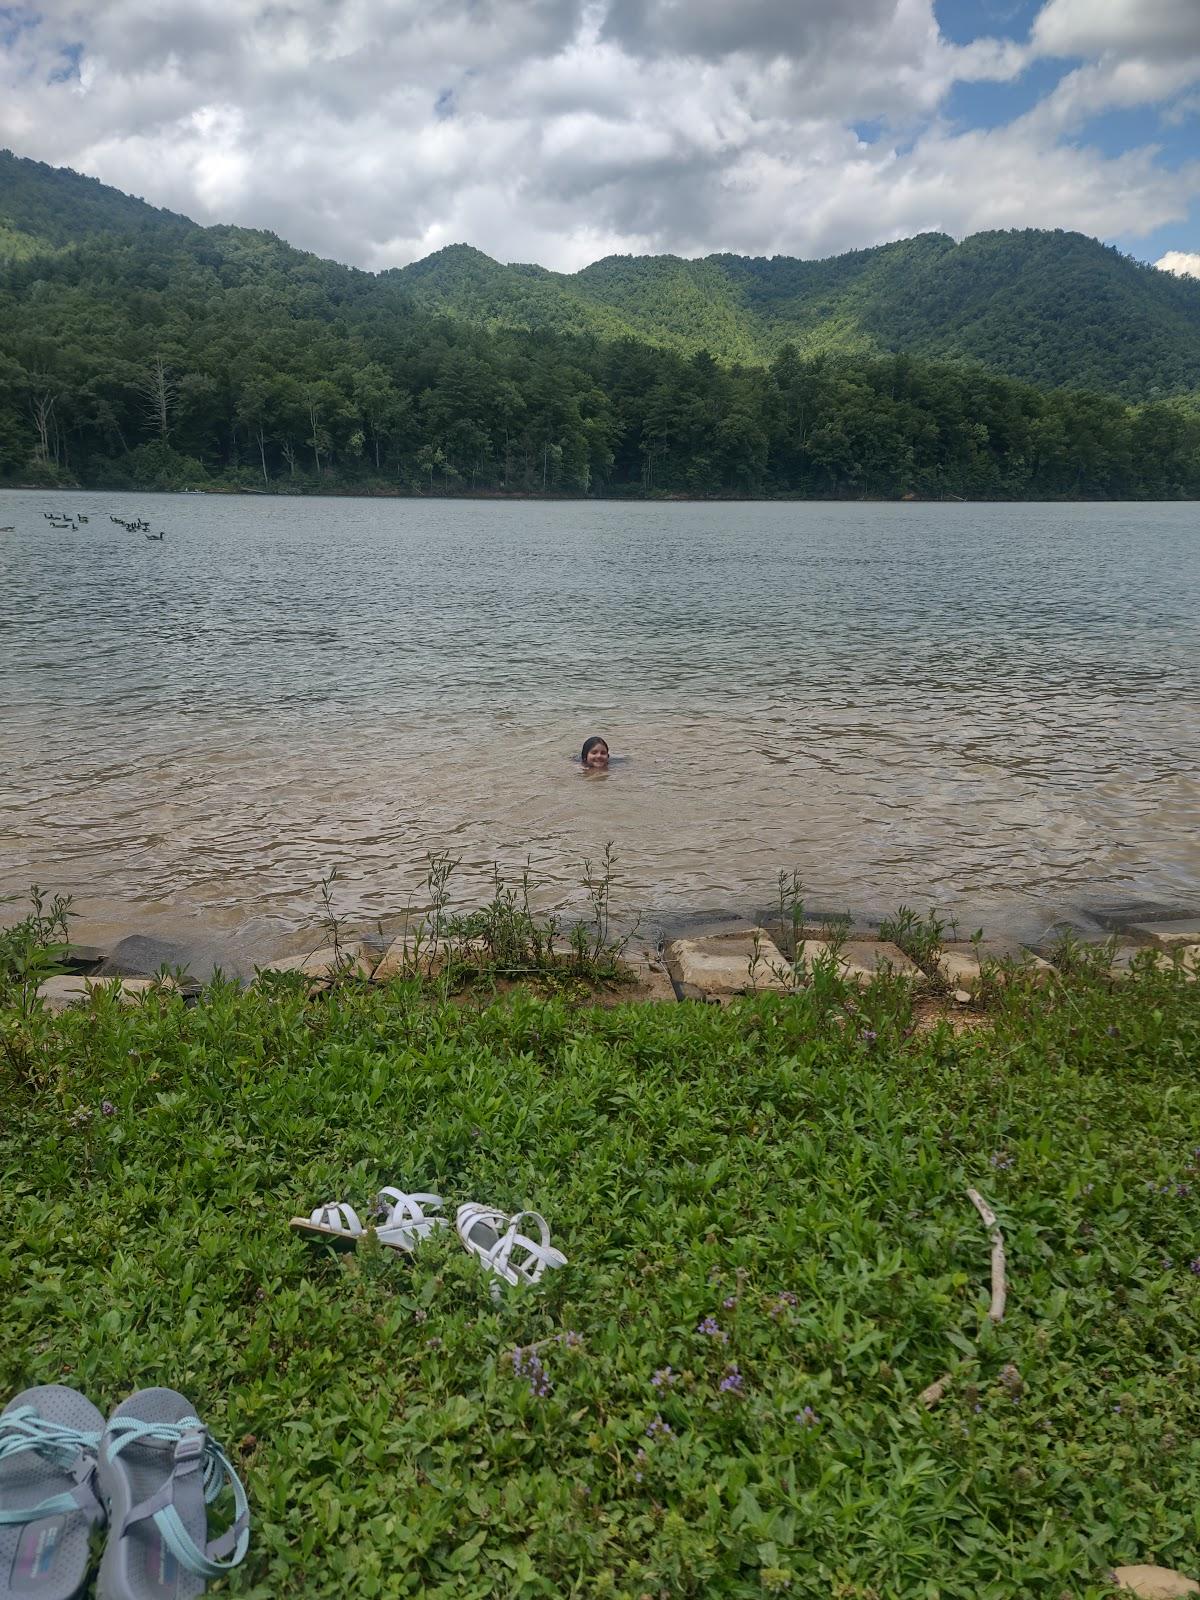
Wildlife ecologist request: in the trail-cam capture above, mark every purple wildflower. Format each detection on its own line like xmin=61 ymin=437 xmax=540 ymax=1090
xmin=1162 ymin=1256 xmax=1173 ymax=1269
xmin=769 ymin=1291 xmax=798 ymax=1319
xmin=1190 ymin=1257 xmax=1200 ymax=1275
xmin=651 ymin=1367 xmax=675 ymax=1390
xmin=796 ymin=1406 xmax=818 ymax=1426
xmin=862 ymin=1029 xmax=877 ymax=1044
xmin=511 ymin=1346 xmax=552 ymax=1398
xmin=723 ymin=1295 xmax=738 ymax=1309
xmin=698 ymin=1316 xmax=725 ymax=1338
xmin=990 ymin=1152 xmax=1014 ymax=1170
xmin=646 ymin=1414 xmax=673 ymax=1438
xmin=101 ymin=1100 xmax=116 ymax=1117
xmin=1176 ymin=1184 xmax=1191 ymax=1198
xmin=561 ymin=1330 xmax=584 ymax=1349
xmin=719 ymin=1365 xmax=744 ymax=1395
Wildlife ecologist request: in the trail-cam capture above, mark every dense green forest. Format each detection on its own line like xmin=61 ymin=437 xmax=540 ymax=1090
xmin=2 ymin=148 xmax=1199 ymax=499
xmin=395 ymin=232 xmax=1200 ymax=400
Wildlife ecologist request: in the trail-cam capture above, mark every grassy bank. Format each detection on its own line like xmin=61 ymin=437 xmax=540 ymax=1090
xmin=2 ymin=962 xmax=1199 ymax=1597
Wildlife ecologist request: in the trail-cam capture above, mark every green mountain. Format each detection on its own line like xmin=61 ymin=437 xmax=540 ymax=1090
xmin=393 ymin=231 xmax=1200 ymax=399
xmin=0 ymin=148 xmax=193 ymax=261
xmin=5 ymin=146 xmax=1200 ymax=399
xmin=3 ymin=146 xmax=1200 ymax=501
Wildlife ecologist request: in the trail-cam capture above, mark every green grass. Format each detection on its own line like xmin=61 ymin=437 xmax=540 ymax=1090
xmin=2 ymin=963 xmax=1199 ymax=1598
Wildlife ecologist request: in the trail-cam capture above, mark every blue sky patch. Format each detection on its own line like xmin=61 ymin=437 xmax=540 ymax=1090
xmin=48 ymin=40 xmax=82 ymax=84
xmin=944 ymin=57 xmax=1071 ymax=132
xmin=934 ymin=0 xmax=1042 ymax=48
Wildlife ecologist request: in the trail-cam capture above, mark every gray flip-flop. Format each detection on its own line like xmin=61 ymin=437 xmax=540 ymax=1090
xmin=0 ymin=1384 xmax=106 ymax=1600
xmin=95 ymin=1389 xmax=248 ymax=1600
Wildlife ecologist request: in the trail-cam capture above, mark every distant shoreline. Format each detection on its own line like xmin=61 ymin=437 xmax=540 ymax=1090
xmin=6 ymin=483 xmax=1196 ymax=504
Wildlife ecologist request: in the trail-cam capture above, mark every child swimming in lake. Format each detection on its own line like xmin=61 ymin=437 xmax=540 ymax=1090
xmin=580 ymin=736 xmax=610 ymax=770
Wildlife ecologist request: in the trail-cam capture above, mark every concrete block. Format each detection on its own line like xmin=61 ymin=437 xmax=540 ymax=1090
xmin=664 ymin=928 xmax=792 ymax=997
xmin=38 ymin=975 xmax=175 ymax=1013
xmin=371 ymin=935 xmax=489 ymax=982
xmin=791 ymin=939 xmax=922 ymax=985
xmin=257 ymin=940 xmax=377 ymax=982
xmin=936 ymin=941 xmax=1056 ymax=993
xmin=1128 ymin=918 xmax=1200 ymax=949
xmin=613 ymin=947 xmax=678 ymax=1003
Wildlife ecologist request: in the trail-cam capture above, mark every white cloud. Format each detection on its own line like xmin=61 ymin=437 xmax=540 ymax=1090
xmin=1155 ymin=249 xmax=1200 ymax=277
xmin=1032 ymin=0 xmax=1200 ymax=63
xmin=0 ymin=0 xmax=1196 ymax=272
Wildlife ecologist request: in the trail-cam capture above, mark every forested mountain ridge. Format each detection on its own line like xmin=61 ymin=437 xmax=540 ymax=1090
xmin=394 ymin=230 xmax=1200 ymax=398
xmin=2 ymin=148 xmax=1200 ymax=500
xmin=0 ymin=148 xmax=194 ymax=262
xmin=5 ymin=147 xmax=1200 ymax=400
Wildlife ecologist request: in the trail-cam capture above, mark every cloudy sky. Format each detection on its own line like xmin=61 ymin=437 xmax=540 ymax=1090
xmin=2 ymin=0 xmax=1199 ymax=275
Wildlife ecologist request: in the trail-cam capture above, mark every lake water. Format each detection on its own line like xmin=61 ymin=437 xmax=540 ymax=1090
xmin=2 ymin=491 xmax=1198 ymax=958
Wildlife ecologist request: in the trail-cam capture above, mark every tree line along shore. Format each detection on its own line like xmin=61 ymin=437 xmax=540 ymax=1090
xmin=4 ymin=229 xmax=1200 ymax=500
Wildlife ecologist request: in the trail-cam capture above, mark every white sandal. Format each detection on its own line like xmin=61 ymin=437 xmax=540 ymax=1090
xmin=290 ymin=1189 xmax=447 ymax=1253
xmin=288 ymin=1201 xmax=366 ymax=1243
xmin=372 ymin=1187 xmax=448 ymax=1252
xmin=455 ymin=1203 xmax=567 ymax=1287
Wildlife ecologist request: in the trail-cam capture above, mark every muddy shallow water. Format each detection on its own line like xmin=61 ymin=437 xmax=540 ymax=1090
xmin=2 ymin=491 xmax=1197 ymax=963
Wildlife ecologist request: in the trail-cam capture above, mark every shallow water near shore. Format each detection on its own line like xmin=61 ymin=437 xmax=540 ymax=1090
xmin=2 ymin=490 xmax=1198 ymax=960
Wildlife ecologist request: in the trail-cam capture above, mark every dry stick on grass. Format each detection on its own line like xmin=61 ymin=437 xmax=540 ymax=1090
xmin=966 ymin=1186 xmax=1007 ymax=1323
xmin=919 ymin=1186 xmax=1007 ymax=1409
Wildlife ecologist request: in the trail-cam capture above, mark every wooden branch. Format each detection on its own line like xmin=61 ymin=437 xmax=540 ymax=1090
xmin=919 ymin=1186 xmax=1008 ymax=1409
xmin=918 ymin=1375 xmax=949 ymax=1408
xmin=966 ymin=1187 xmax=1006 ymax=1323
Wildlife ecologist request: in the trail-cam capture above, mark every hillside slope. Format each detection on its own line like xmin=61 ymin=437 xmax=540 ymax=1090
xmin=394 ymin=231 xmax=1200 ymax=398
xmin=0 ymin=148 xmax=194 ymax=261
xmin=3 ymin=146 xmax=1200 ymax=400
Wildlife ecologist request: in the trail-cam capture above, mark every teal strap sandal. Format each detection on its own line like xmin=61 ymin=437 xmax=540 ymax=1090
xmin=96 ymin=1390 xmax=248 ymax=1599
xmin=0 ymin=1385 xmax=106 ymax=1600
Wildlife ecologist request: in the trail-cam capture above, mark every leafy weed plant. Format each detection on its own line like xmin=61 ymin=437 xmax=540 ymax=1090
xmin=394 ymin=849 xmax=634 ymax=997
xmin=879 ymin=904 xmax=956 ymax=980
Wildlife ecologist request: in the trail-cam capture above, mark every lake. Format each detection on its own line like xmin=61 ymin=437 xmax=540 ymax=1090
xmin=2 ymin=491 xmax=1198 ymax=958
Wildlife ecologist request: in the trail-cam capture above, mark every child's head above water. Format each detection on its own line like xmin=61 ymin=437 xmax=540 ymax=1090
xmin=581 ymin=736 xmax=609 ymax=770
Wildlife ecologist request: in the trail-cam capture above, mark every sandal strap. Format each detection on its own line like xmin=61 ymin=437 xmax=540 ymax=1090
xmin=374 ymin=1188 xmax=446 ymax=1243
xmin=458 ymin=1205 xmax=566 ymax=1284
xmin=109 ymin=1418 xmax=249 ymax=1577
xmin=495 ymin=1211 xmax=567 ymax=1282
xmin=309 ymin=1201 xmax=363 ymax=1235
xmin=0 ymin=1409 xmax=103 ymax=1526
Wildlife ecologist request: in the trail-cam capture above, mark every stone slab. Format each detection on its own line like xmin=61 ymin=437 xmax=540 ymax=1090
xmin=1113 ymin=1566 xmax=1200 ymax=1598
xmin=37 ymin=975 xmax=175 ymax=1014
xmin=764 ymin=920 xmax=873 ymax=958
xmin=1111 ymin=944 xmax=1200 ymax=981
xmin=664 ymin=928 xmax=793 ymax=997
xmin=936 ymin=941 xmax=1056 ymax=993
xmin=792 ymin=940 xmax=922 ymax=985
xmin=257 ymin=940 xmax=377 ymax=983
xmin=95 ymin=932 xmax=238 ymax=984
xmin=62 ymin=943 xmax=109 ymax=972
xmin=1128 ymin=918 xmax=1200 ymax=949
xmin=613 ymin=947 xmax=677 ymax=1004
xmin=371 ymin=934 xmax=480 ymax=982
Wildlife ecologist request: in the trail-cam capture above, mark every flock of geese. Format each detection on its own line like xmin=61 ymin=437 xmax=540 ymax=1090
xmin=0 ymin=509 xmax=169 ymax=540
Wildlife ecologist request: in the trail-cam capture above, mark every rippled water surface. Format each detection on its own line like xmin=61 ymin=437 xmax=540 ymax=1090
xmin=2 ymin=491 xmax=1197 ymax=953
